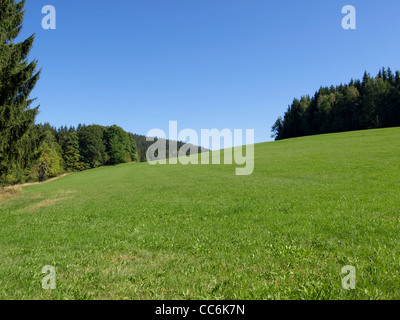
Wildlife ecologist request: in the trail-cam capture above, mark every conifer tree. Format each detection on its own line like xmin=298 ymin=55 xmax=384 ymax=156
xmin=362 ymin=71 xmax=370 ymax=88
xmin=0 ymin=0 xmax=40 ymax=179
xmin=272 ymin=68 xmax=400 ymax=140
xmin=382 ymin=67 xmax=387 ymax=81
xmin=387 ymin=67 xmax=394 ymax=84
xmin=396 ymin=71 xmax=400 ymax=88
xmin=64 ymin=131 xmax=84 ymax=172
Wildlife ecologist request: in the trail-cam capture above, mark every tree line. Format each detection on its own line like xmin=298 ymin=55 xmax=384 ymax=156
xmin=0 ymin=1 xmax=137 ymax=185
xmin=272 ymin=68 xmax=400 ymax=140
xmin=0 ymin=1 xmax=207 ymax=186
xmin=1 ymin=120 xmax=208 ymax=186
xmin=0 ymin=122 xmax=137 ymax=184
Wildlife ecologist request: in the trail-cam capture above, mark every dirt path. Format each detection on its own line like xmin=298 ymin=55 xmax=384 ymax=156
xmin=14 ymin=173 xmax=69 ymax=188
xmin=0 ymin=174 xmax=69 ymax=202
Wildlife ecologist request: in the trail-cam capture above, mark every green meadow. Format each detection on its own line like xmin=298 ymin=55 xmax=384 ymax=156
xmin=0 ymin=127 xmax=399 ymax=300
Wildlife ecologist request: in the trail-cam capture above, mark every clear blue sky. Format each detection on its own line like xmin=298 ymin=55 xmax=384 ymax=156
xmin=20 ymin=0 xmax=400 ymax=146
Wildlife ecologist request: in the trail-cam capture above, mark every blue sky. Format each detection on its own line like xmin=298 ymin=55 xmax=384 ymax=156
xmin=20 ymin=0 xmax=400 ymax=146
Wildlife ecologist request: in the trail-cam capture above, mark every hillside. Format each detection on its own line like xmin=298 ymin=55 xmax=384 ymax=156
xmin=131 ymin=133 xmax=209 ymax=163
xmin=0 ymin=127 xmax=399 ymax=299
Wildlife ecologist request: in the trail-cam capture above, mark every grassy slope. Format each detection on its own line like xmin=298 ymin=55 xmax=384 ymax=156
xmin=0 ymin=128 xmax=399 ymax=300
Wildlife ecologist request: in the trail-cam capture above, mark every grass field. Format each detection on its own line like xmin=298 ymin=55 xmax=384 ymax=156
xmin=0 ymin=127 xmax=399 ymax=300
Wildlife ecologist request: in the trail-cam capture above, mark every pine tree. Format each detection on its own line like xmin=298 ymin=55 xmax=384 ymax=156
xmin=271 ymin=117 xmax=283 ymax=140
xmin=362 ymin=71 xmax=370 ymax=87
xmin=0 ymin=0 xmax=40 ymax=179
xmin=272 ymin=69 xmax=400 ymax=140
xmin=395 ymin=71 xmax=400 ymax=87
xmin=64 ymin=131 xmax=84 ymax=172
xmin=387 ymin=67 xmax=394 ymax=84
xmin=382 ymin=67 xmax=387 ymax=81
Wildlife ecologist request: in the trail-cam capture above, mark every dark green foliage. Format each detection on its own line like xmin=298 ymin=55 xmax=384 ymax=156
xmin=131 ymin=133 xmax=208 ymax=163
xmin=131 ymin=134 xmax=152 ymax=162
xmin=77 ymin=125 xmax=107 ymax=168
xmin=104 ymin=125 xmax=136 ymax=165
xmin=64 ymin=131 xmax=85 ymax=172
xmin=395 ymin=71 xmax=400 ymax=87
xmin=0 ymin=0 xmax=41 ymax=182
xmin=272 ymin=68 xmax=400 ymax=140
xmin=271 ymin=117 xmax=283 ymax=140
xmin=0 ymin=115 xmax=207 ymax=185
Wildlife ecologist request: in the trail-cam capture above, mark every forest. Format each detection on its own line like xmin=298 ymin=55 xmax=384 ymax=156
xmin=0 ymin=121 xmax=136 ymax=185
xmin=0 ymin=121 xmax=207 ymax=186
xmin=272 ymin=68 xmax=400 ymax=140
xmin=0 ymin=1 xmax=206 ymax=186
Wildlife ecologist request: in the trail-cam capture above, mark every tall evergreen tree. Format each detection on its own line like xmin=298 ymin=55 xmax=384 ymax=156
xmin=272 ymin=68 xmax=400 ymax=140
xmin=64 ymin=131 xmax=84 ymax=172
xmin=382 ymin=67 xmax=387 ymax=81
xmin=362 ymin=71 xmax=370 ymax=88
xmin=395 ymin=71 xmax=400 ymax=87
xmin=0 ymin=0 xmax=40 ymax=180
xmin=387 ymin=67 xmax=395 ymax=85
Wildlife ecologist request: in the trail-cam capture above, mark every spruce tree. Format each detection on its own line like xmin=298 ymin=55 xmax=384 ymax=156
xmin=272 ymin=68 xmax=400 ymax=140
xmin=396 ymin=71 xmax=400 ymax=88
xmin=0 ymin=0 xmax=40 ymax=179
xmin=362 ymin=71 xmax=370 ymax=88
xmin=64 ymin=131 xmax=84 ymax=172
xmin=387 ymin=67 xmax=394 ymax=84
xmin=382 ymin=67 xmax=387 ymax=81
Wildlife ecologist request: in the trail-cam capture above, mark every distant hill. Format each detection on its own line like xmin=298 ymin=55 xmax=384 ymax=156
xmin=131 ymin=133 xmax=209 ymax=162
